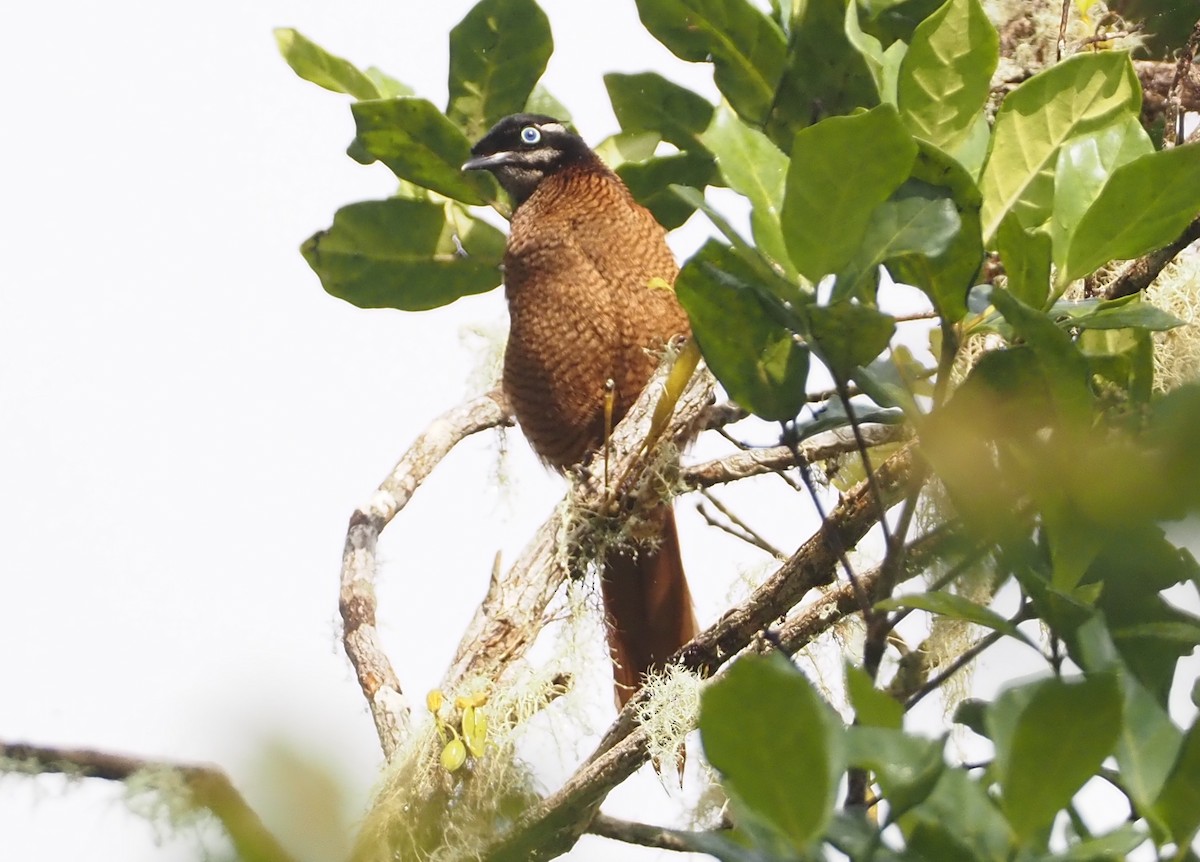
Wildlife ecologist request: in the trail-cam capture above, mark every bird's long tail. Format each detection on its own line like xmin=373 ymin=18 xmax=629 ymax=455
xmin=600 ymin=507 xmax=698 ymax=708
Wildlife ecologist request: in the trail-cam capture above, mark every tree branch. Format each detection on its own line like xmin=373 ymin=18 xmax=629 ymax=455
xmin=1102 ymin=214 xmax=1200 ymax=300
xmin=339 ymin=390 xmax=513 ymax=757
xmin=0 ymin=740 xmax=297 ymax=862
xmin=587 ymin=813 xmax=698 ymax=852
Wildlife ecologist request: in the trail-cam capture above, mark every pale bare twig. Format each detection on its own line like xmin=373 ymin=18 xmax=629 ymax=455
xmin=696 ymin=488 xmax=787 ymax=559
xmin=587 ymin=813 xmax=697 ymax=852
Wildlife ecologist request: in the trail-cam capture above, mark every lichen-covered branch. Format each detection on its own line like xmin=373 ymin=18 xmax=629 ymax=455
xmin=0 ymin=740 xmax=297 ymax=862
xmin=339 ymin=390 xmax=512 ymax=757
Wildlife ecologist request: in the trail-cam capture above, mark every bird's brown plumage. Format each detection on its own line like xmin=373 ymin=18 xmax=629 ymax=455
xmin=465 ymin=115 xmax=698 ymax=707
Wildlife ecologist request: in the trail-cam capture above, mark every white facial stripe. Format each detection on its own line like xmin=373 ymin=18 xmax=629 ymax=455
xmin=539 ymin=122 xmax=567 ymax=134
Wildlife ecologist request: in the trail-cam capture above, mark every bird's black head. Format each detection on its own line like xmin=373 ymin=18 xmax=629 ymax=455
xmin=462 ymin=114 xmax=592 ymax=205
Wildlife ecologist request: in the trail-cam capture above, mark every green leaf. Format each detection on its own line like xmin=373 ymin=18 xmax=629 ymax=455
xmin=888 ymin=141 xmax=984 ymax=320
xmin=1049 ymin=115 xmax=1154 ymax=274
xmin=858 ymin=0 xmax=949 ymax=45
xmin=997 ymin=215 xmax=1052 ymax=308
xmin=1065 ymin=294 xmax=1185 ymax=332
xmin=901 ymin=768 xmax=1013 ymax=861
xmin=676 ymin=241 xmax=810 ymax=421
xmin=836 ymin=180 xmax=962 ymax=303
xmin=806 ymin=302 xmax=895 ymax=375
xmin=1116 ymin=674 xmax=1184 ymax=823
xmin=301 ymin=198 xmax=502 ymax=310
xmin=363 ymin=67 xmax=413 ymax=99
xmin=846 ymin=727 xmax=945 ymax=818
xmin=523 ymin=84 xmax=571 ymax=121
xmin=274 ymin=28 xmax=381 ymax=100
xmin=1052 ymin=824 xmax=1149 ymax=861
xmin=350 ymin=98 xmax=497 ymax=205
xmin=700 ymin=653 xmax=842 ymax=850
xmin=616 ymin=150 xmax=717 ymax=229
xmin=845 ymin=1 xmax=905 ymax=105
xmin=445 ymin=0 xmax=552 ymax=141
xmin=1154 ymin=719 xmax=1200 ymax=845
xmin=1063 ymin=140 xmax=1200 ymax=284
xmin=782 ymin=104 xmax=917 ymax=280
xmin=877 ymin=591 xmax=1035 ymax=647
xmin=845 ymin=663 xmax=903 ymax=729
xmin=989 ymin=674 xmax=1123 ymax=841
xmin=593 ymin=131 xmax=660 ymax=170
xmin=635 ymin=0 xmax=786 ymax=125
xmin=979 ymin=52 xmax=1141 ymax=242
xmin=605 ymin=72 xmax=714 ymax=152
xmin=896 ymin=0 xmax=998 ymax=153
xmin=700 ymin=105 xmax=793 ymax=275
xmin=766 ymin=0 xmax=880 ymax=145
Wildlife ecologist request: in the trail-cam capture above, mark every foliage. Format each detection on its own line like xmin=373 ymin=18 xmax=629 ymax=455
xmin=280 ymin=0 xmax=1200 ymax=859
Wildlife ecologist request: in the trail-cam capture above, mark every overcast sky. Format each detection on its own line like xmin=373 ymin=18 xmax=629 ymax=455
xmin=2 ymin=2 xmax=1197 ymax=861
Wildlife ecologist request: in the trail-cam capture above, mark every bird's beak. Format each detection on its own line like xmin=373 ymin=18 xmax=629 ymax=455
xmin=462 ymin=151 xmax=514 ymax=172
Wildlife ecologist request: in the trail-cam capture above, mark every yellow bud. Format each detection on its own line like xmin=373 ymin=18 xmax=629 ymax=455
xmin=454 ymin=691 xmax=488 ymax=709
xmin=440 ymin=739 xmax=467 ymax=772
xmin=426 ymin=690 xmax=444 ymax=713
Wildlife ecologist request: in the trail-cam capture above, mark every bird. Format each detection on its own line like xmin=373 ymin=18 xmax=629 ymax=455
xmin=463 ymin=114 xmax=698 ymax=709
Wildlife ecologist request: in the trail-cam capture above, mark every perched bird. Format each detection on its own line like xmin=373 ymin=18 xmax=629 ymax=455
xmin=463 ymin=114 xmax=698 ymax=707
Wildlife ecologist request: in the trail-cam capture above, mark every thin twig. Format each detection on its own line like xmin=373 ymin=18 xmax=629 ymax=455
xmin=904 ymin=630 xmax=1004 ymax=710
xmin=696 ymin=489 xmax=786 ymax=559
xmin=587 ymin=813 xmax=698 ymax=852
xmin=1104 ymin=215 xmax=1200 ymax=300
xmin=0 ymin=741 xmax=297 ymax=862
xmin=339 ymin=390 xmax=512 ymax=757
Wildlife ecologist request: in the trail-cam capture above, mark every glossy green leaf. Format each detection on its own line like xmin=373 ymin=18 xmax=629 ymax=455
xmin=997 ymin=215 xmax=1052 ymax=308
xmin=301 ymin=198 xmax=502 ymax=310
xmin=605 ymin=72 xmax=714 ymax=152
xmin=350 ymin=98 xmax=497 ymax=205
xmin=1050 ymin=115 xmax=1154 ymax=272
xmin=782 ymin=104 xmax=917 ymax=280
xmin=676 ymin=241 xmax=810 ymax=421
xmin=766 ymin=0 xmax=879 ymax=145
xmin=445 ymin=0 xmax=552 ymax=141
xmin=700 ymin=653 xmax=842 ymax=850
xmin=616 ymin=150 xmax=717 ymax=229
xmin=635 ymin=0 xmax=786 ymax=125
xmin=979 ymin=52 xmax=1141 ymax=242
xmin=896 ymin=0 xmax=998 ymax=153
xmin=700 ymin=105 xmax=793 ymax=275
xmin=845 ymin=663 xmax=903 ymax=729
xmin=593 ymin=130 xmax=660 ymax=170
xmin=1064 ymin=140 xmax=1200 ymax=284
xmin=523 ymin=84 xmax=571 ymax=121
xmin=877 ymin=591 xmax=1035 ymax=648
xmin=807 ymin=302 xmax=895 ymax=375
xmin=888 ymin=141 xmax=984 ymax=319
xmin=845 ymin=0 xmax=904 ymax=105
xmin=989 ymin=674 xmax=1122 ymax=841
xmin=275 ymin=28 xmax=381 ymax=100
xmin=836 ymin=180 xmax=962 ymax=303
xmin=1154 ymin=718 xmax=1200 ymax=844
xmin=858 ymin=0 xmax=949 ymax=45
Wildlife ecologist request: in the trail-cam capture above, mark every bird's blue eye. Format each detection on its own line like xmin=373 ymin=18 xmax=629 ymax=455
xmin=520 ymin=126 xmax=541 ymax=144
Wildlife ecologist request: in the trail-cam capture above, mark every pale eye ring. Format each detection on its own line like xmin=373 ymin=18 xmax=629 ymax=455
xmin=520 ymin=125 xmax=541 ymax=145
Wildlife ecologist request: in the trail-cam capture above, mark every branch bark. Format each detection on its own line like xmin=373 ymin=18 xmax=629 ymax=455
xmin=0 ymin=741 xmax=297 ymax=862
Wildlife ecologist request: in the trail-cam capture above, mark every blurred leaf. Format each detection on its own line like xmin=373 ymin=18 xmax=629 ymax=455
xmin=676 ymin=241 xmax=810 ymax=421
xmin=1050 ymin=115 xmax=1154 ymax=273
xmin=363 ymin=67 xmax=413 ymax=99
xmin=617 ymin=150 xmax=717 ymax=229
xmin=1063 ymin=140 xmax=1200 ymax=285
xmin=594 ymin=130 xmax=660 ymax=170
xmin=826 ymin=812 xmax=924 ymax=861
xmin=701 ymin=105 xmax=794 ymax=275
xmin=806 ymin=302 xmax=895 ymax=375
xmin=445 ymin=0 xmax=552 ymax=141
xmin=988 ymin=674 xmax=1122 ymax=841
xmin=789 ymin=397 xmax=905 ymax=442
xmin=979 ymin=52 xmax=1141 ymax=242
xmin=901 ymin=767 xmax=1013 ymax=861
xmin=858 ymin=0 xmax=950 ymax=45
xmin=1052 ymin=825 xmax=1149 ymax=860
xmin=700 ymin=653 xmax=843 ymax=850
xmin=1154 ymin=718 xmax=1200 ymax=845
xmin=896 ymin=0 xmax=998 ymax=154
xmin=766 ymin=0 xmax=880 ymax=145
xmin=846 ymin=727 xmax=945 ymax=818
xmin=888 ymin=141 xmax=984 ymax=320
xmin=997 ymin=215 xmax=1052 ymax=308
xmin=1064 ymin=294 xmax=1184 ymax=331
xmin=782 ymin=104 xmax=916 ymax=281
xmin=523 ymin=84 xmax=571 ymax=121
xmin=845 ymin=663 xmax=904 ymax=729
xmin=301 ymin=198 xmax=501 ymax=310
xmin=877 ymin=591 xmax=1035 ymax=648
xmin=275 ymin=28 xmax=381 ymax=100
xmin=605 ymin=72 xmax=714 ymax=152
xmin=350 ymin=98 xmax=497 ymax=205
xmin=635 ymin=0 xmax=786 ymax=124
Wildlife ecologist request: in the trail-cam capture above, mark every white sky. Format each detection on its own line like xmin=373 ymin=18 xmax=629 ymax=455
xmin=2 ymin=2 xmax=1197 ymax=861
